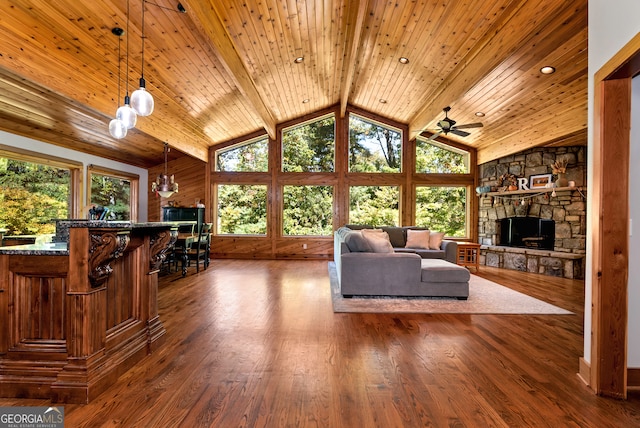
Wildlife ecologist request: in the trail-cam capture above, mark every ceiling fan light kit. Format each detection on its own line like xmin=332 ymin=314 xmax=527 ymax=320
xmin=426 ymin=106 xmax=484 ymax=142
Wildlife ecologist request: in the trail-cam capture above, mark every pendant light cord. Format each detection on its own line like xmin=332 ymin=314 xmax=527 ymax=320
xmin=117 ymin=36 xmax=122 ymax=106
xmin=141 ymin=0 xmax=145 ymax=79
xmin=126 ymin=0 xmax=130 ymax=96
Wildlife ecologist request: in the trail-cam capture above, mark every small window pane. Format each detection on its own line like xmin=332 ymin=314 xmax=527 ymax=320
xmin=90 ymin=174 xmax=131 ymax=220
xmin=349 ymin=115 xmax=402 ymax=172
xmin=282 ymin=185 xmax=333 ymax=236
xmin=0 ymin=158 xmax=69 ymax=235
xmin=282 ymin=115 xmax=335 ymax=172
xmin=215 ymin=137 xmax=269 ymax=172
xmin=349 ymin=186 xmax=400 ymax=226
xmin=217 ymin=184 xmax=267 ymax=235
xmin=416 ymin=138 xmax=469 ymax=173
xmin=415 ymin=186 xmax=467 ymax=237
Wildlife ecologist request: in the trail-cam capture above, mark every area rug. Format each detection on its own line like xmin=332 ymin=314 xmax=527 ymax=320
xmin=328 ymin=262 xmax=572 ymax=314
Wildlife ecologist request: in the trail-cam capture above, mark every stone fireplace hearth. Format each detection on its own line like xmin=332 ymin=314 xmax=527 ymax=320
xmin=477 ymin=146 xmax=586 ymax=279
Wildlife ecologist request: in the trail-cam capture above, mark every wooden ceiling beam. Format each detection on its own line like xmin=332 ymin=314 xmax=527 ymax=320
xmin=182 ymin=0 xmax=277 ymax=140
xmin=339 ymin=0 xmax=368 ymax=118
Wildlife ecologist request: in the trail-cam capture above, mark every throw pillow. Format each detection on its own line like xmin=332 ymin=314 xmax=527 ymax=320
xmin=429 ymin=231 xmax=445 ymax=250
xmin=405 ymin=229 xmax=431 ymax=249
xmin=344 ymin=231 xmax=373 ymax=252
xmin=361 ymin=229 xmax=394 ymax=253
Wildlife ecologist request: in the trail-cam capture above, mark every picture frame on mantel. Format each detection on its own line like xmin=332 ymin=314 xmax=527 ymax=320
xmin=529 ymin=173 xmax=553 ymax=188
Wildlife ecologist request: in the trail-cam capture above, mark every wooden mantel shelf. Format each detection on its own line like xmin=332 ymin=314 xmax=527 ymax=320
xmin=483 ymin=186 xmax=577 ymax=196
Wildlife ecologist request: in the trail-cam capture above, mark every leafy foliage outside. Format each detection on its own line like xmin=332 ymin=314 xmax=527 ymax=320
xmin=415 ymin=186 xmax=467 ymax=237
xmin=0 ymin=158 xmax=69 ymax=235
xmin=217 ymin=184 xmax=267 ymax=234
xmin=283 ymin=185 xmax=333 ymax=236
xmin=416 ymin=138 xmax=469 ymax=173
xmin=282 ymin=116 xmax=335 ymax=172
xmin=90 ymin=174 xmax=131 ymax=220
xmin=349 ymin=186 xmax=399 ymax=226
xmin=216 ymin=138 xmax=269 ymax=172
xmin=349 ymin=115 xmax=402 ymax=172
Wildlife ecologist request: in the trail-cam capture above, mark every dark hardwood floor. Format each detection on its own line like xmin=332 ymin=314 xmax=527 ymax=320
xmin=1 ymin=260 xmax=639 ymax=427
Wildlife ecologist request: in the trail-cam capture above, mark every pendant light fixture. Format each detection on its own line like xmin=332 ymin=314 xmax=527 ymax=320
xmin=109 ymin=27 xmax=127 ymax=139
xmin=115 ymin=0 xmax=137 ymax=129
xmin=151 ymin=143 xmax=179 ymax=198
xmin=131 ymin=0 xmax=154 ymax=116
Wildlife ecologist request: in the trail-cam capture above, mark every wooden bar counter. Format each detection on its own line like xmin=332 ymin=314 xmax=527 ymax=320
xmin=0 ymin=221 xmax=177 ymax=403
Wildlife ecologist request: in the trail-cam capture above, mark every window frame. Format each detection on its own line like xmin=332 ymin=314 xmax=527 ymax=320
xmin=415 ymin=136 xmax=471 ymax=174
xmin=0 ymin=144 xmax=82 ymax=218
xmin=87 ymin=164 xmax=139 ymax=222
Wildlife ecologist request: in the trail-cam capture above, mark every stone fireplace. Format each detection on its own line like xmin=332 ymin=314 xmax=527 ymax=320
xmin=477 ymin=146 xmax=586 ymax=279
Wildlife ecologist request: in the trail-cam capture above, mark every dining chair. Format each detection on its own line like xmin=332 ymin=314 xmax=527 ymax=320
xmin=186 ymin=222 xmax=212 ymax=273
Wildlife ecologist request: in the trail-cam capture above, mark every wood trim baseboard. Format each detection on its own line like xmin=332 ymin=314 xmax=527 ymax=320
xmin=628 ymin=368 xmax=640 ymax=387
xmin=578 ymin=357 xmax=591 ymax=388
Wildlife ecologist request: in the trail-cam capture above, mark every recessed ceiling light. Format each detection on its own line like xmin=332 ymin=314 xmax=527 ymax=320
xmin=302 ymin=99 xmax=310 ymax=104
xmin=399 ymin=57 xmax=409 ymax=64
xmin=540 ymin=66 xmax=556 ymax=75
xmin=379 ymin=99 xmax=387 ymax=104
xmin=475 ymin=112 xmax=485 ymax=117
xmin=294 ymin=57 xmax=304 ymax=63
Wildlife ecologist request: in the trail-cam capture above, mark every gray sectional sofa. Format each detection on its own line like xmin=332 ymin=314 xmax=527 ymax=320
xmin=334 ymin=225 xmax=470 ymax=299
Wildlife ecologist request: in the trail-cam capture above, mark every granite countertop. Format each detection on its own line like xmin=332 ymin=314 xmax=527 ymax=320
xmin=0 ymin=221 xmax=186 ymax=255
xmin=0 ymin=241 xmax=68 ymax=255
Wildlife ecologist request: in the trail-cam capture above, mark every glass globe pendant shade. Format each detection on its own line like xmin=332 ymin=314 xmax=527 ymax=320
xmin=109 ymin=118 xmax=127 ymax=139
xmin=116 ymin=95 xmax=137 ymax=129
xmin=131 ymin=77 xmax=154 ymax=116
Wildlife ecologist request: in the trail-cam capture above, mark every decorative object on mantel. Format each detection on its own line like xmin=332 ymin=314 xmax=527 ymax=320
xmin=551 ymin=157 xmax=569 ymax=187
xmin=498 ymin=173 xmax=519 ymax=191
xmin=151 ymin=143 xmax=179 ymax=198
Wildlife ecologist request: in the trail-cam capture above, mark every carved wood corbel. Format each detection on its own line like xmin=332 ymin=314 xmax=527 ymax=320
xmin=149 ymin=228 xmax=178 ymax=272
xmin=88 ymin=229 xmax=130 ymax=287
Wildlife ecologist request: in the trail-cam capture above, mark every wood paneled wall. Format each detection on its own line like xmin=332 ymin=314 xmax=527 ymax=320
xmin=147 ymin=154 xmax=208 ymax=222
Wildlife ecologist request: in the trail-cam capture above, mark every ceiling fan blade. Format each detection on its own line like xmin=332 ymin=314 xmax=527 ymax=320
xmin=450 ymin=129 xmax=471 ymax=137
xmin=425 ymin=131 xmax=443 ymax=142
xmin=452 ymin=122 xmax=483 ymax=130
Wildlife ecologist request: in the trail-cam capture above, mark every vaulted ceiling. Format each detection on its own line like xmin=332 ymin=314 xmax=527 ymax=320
xmin=0 ymin=0 xmax=587 ymax=168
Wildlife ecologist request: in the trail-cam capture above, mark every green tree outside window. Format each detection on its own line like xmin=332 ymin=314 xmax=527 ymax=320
xmin=217 ymin=184 xmax=267 ymax=235
xmin=283 ymin=185 xmax=333 ymax=236
xmin=415 ymin=186 xmax=467 ymax=237
xmin=349 ymin=115 xmax=402 ymax=172
xmin=349 ymin=186 xmax=400 ymax=226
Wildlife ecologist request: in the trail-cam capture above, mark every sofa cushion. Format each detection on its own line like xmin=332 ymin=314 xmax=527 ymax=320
xmin=429 ymin=231 xmax=446 ymax=250
xmin=405 ymin=229 xmax=431 ymax=249
xmin=415 ymin=249 xmax=446 ymax=259
xmin=361 ymin=229 xmax=394 ymax=253
xmin=420 ymin=259 xmax=470 ymax=283
xmin=381 ymin=227 xmax=406 ymax=247
xmin=343 ymin=230 xmax=373 ymax=252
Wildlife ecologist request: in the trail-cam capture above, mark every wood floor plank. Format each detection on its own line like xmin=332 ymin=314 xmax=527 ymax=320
xmin=1 ymin=260 xmax=640 ymax=427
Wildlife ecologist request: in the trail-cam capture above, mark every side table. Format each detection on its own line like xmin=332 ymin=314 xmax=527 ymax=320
xmin=456 ymin=242 xmax=481 ymax=271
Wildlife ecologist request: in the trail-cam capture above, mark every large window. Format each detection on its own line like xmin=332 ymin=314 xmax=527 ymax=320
xmin=0 ymin=158 xmax=70 ymax=235
xmin=217 ymin=184 xmax=268 ymax=235
xmin=349 ymin=115 xmax=402 ymax=172
xmin=415 ymin=186 xmax=467 ymax=237
xmin=88 ymin=165 xmax=138 ymax=221
xmin=282 ymin=185 xmax=333 ymax=236
xmin=416 ymin=137 xmax=469 ymax=173
xmin=282 ymin=114 xmax=335 ymax=172
xmin=215 ymin=136 xmax=269 ymax=172
xmin=349 ymin=186 xmax=400 ymax=226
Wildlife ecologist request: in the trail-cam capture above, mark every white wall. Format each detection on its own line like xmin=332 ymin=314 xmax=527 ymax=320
xmin=0 ymin=130 xmax=149 ymax=221
xmin=587 ymin=0 xmax=640 ymax=364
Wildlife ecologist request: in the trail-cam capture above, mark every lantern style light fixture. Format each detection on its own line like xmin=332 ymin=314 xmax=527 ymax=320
xmin=131 ymin=0 xmax=154 ymax=116
xmin=115 ymin=0 xmax=137 ymax=129
xmin=109 ymin=27 xmax=127 ymax=139
xmin=151 ymin=143 xmax=179 ymax=198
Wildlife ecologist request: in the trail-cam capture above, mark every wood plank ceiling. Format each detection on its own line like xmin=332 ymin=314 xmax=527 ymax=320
xmin=0 ymin=0 xmax=587 ymax=168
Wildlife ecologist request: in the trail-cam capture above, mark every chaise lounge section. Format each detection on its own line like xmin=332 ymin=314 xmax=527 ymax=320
xmin=335 ymin=226 xmax=470 ymax=299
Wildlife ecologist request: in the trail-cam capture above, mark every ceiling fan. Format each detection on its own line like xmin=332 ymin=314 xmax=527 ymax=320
xmin=425 ymin=106 xmax=483 ymax=141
